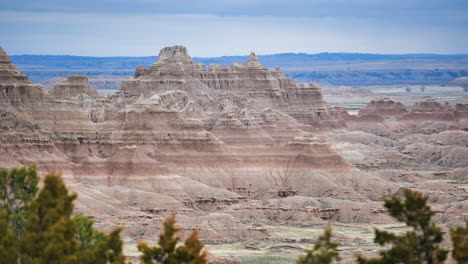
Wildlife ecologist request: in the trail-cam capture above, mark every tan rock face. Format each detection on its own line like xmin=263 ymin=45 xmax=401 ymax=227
xmin=401 ymin=98 xmax=456 ymax=121
xmin=342 ymin=97 xmax=464 ymax=123
xmin=50 ymin=75 xmax=99 ymax=99
xmin=0 ymin=110 xmax=38 ymax=131
xmin=0 ymin=46 xmax=354 ymax=240
xmin=0 ymin=46 xmax=48 ymax=106
xmin=157 ymin=45 xmax=194 ymax=64
xmin=0 ymin=47 xmax=31 ymax=84
xmin=454 ymin=102 xmax=468 ymax=121
xmin=358 ymin=97 xmax=408 ymax=117
xmin=340 ymin=97 xmax=468 ymax=137
xmin=333 ymin=96 xmax=468 ymax=168
xmin=120 ymin=45 xmax=344 ymax=130
xmin=1 ymin=45 xmax=467 ymax=246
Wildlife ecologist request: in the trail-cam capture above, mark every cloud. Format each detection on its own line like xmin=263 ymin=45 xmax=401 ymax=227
xmin=0 ymin=9 xmax=467 ymax=56
xmin=2 ymin=0 xmax=468 ymax=23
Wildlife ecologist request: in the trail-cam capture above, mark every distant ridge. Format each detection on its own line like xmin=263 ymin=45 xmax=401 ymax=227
xmin=10 ymin=52 xmax=468 ymax=70
xmin=8 ymin=52 xmax=468 ymax=86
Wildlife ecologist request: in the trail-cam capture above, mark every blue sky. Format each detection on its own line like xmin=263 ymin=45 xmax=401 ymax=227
xmin=1 ymin=0 xmax=468 ymax=56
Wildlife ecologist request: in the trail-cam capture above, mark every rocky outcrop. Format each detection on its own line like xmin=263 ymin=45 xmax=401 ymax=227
xmin=2 ymin=45 xmax=467 ymax=249
xmin=50 ymin=75 xmax=99 ymax=99
xmin=0 ymin=47 xmax=31 ymax=84
xmin=358 ymin=98 xmax=407 ymax=118
xmin=330 ymin=95 xmax=468 ymax=174
xmin=0 ymin=46 xmax=48 ymax=106
xmin=352 ymin=98 xmax=468 ymax=134
xmin=0 ymin=46 xmax=348 ymax=241
xmin=454 ymin=102 xmax=468 ymax=121
xmin=356 ymin=97 xmax=466 ymax=123
xmin=0 ymin=110 xmax=38 ymax=131
xmin=120 ymin=46 xmax=344 ymax=130
xmin=401 ymin=98 xmax=456 ymax=121
xmin=157 ymin=45 xmax=194 ymax=64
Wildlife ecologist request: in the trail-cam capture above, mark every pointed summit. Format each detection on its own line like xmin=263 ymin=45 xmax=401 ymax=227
xmin=0 ymin=46 xmax=31 ymax=84
xmin=0 ymin=47 xmax=9 ymax=61
xmin=0 ymin=47 xmax=48 ymax=105
xmin=242 ymin=51 xmax=266 ymax=69
xmin=248 ymin=52 xmax=259 ymax=62
xmin=155 ymin=45 xmax=194 ymax=64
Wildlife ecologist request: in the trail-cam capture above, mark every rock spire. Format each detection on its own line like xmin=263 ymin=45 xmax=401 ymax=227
xmin=242 ymin=52 xmax=265 ymax=68
xmin=0 ymin=46 xmax=31 ymax=84
xmin=0 ymin=46 xmax=48 ymax=105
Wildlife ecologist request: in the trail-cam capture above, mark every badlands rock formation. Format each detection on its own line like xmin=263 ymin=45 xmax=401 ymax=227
xmin=0 ymin=47 xmax=48 ymax=106
xmin=332 ymin=96 xmax=468 ymax=225
xmin=0 ymin=45 xmax=359 ymax=239
xmin=0 ymin=45 xmax=467 ymax=252
xmin=401 ymin=98 xmax=456 ymax=122
xmin=121 ymin=45 xmax=344 ymax=130
xmin=49 ymin=75 xmax=99 ymax=99
xmin=358 ymin=97 xmax=408 ymax=118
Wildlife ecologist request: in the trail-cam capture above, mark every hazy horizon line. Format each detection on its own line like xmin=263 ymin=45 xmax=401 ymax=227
xmin=9 ymin=51 xmax=468 ymax=58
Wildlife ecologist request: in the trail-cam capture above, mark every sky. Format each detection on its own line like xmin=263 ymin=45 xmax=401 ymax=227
xmin=1 ymin=0 xmax=468 ymax=57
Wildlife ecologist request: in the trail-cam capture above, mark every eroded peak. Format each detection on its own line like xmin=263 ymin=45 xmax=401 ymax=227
xmin=0 ymin=47 xmax=8 ymax=57
xmin=243 ymin=51 xmax=266 ymax=69
xmin=0 ymin=46 xmax=11 ymax=63
xmin=156 ymin=45 xmax=193 ymax=64
xmin=248 ymin=52 xmax=259 ymax=62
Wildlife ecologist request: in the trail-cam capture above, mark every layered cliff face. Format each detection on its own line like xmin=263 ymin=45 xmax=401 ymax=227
xmin=121 ymin=46 xmax=344 ymax=130
xmin=401 ymin=98 xmax=456 ymax=121
xmin=338 ymin=97 xmax=467 ymax=134
xmin=50 ymin=75 xmax=99 ymax=99
xmin=358 ymin=97 xmax=408 ymax=118
xmin=1 ymin=45 xmax=466 ymax=247
xmin=0 ymin=47 xmax=48 ymax=106
xmin=332 ymin=96 xmax=468 ymax=172
xmin=329 ymin=96 xmax=468 ymax=231
xmin=122 ymin=47 xmax=286 ymax=102
xmin=454 ymin=102 xmax=468 ymax=121
xmin=0 ymin=47 xmax=30 ymax=84
xmin=0 ymin=46 xmax=365 ymax=241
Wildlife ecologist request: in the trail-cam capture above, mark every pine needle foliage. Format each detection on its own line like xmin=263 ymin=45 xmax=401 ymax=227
xmin=0 ymin=167 xmax=127 ymax=264
xmin=137 ymin=213 xmax=207 ymax=264
xmin=19 ymin=173 xmax=80 ymax=264
xmin=88 ymin=227 xmax=127 ymax=264
xmin=75 ymin=214 xmax=108 ymax=251
xmin=18 ymin=173 xmax=127 ymax=264
xmin=75 ymin=214 xmax=126 ymax=264
xmin=0 ymin=165 xmax=39 ymax=237
xmin=358 ymin=189 xmax=448 ymax=264
xmin=0 ymin=210 xmax=18 ymax=264
xmin=450 ymin=221 xmax=468 ymax=264
xmin=297 ymin=226 xmax=341 ymax=264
